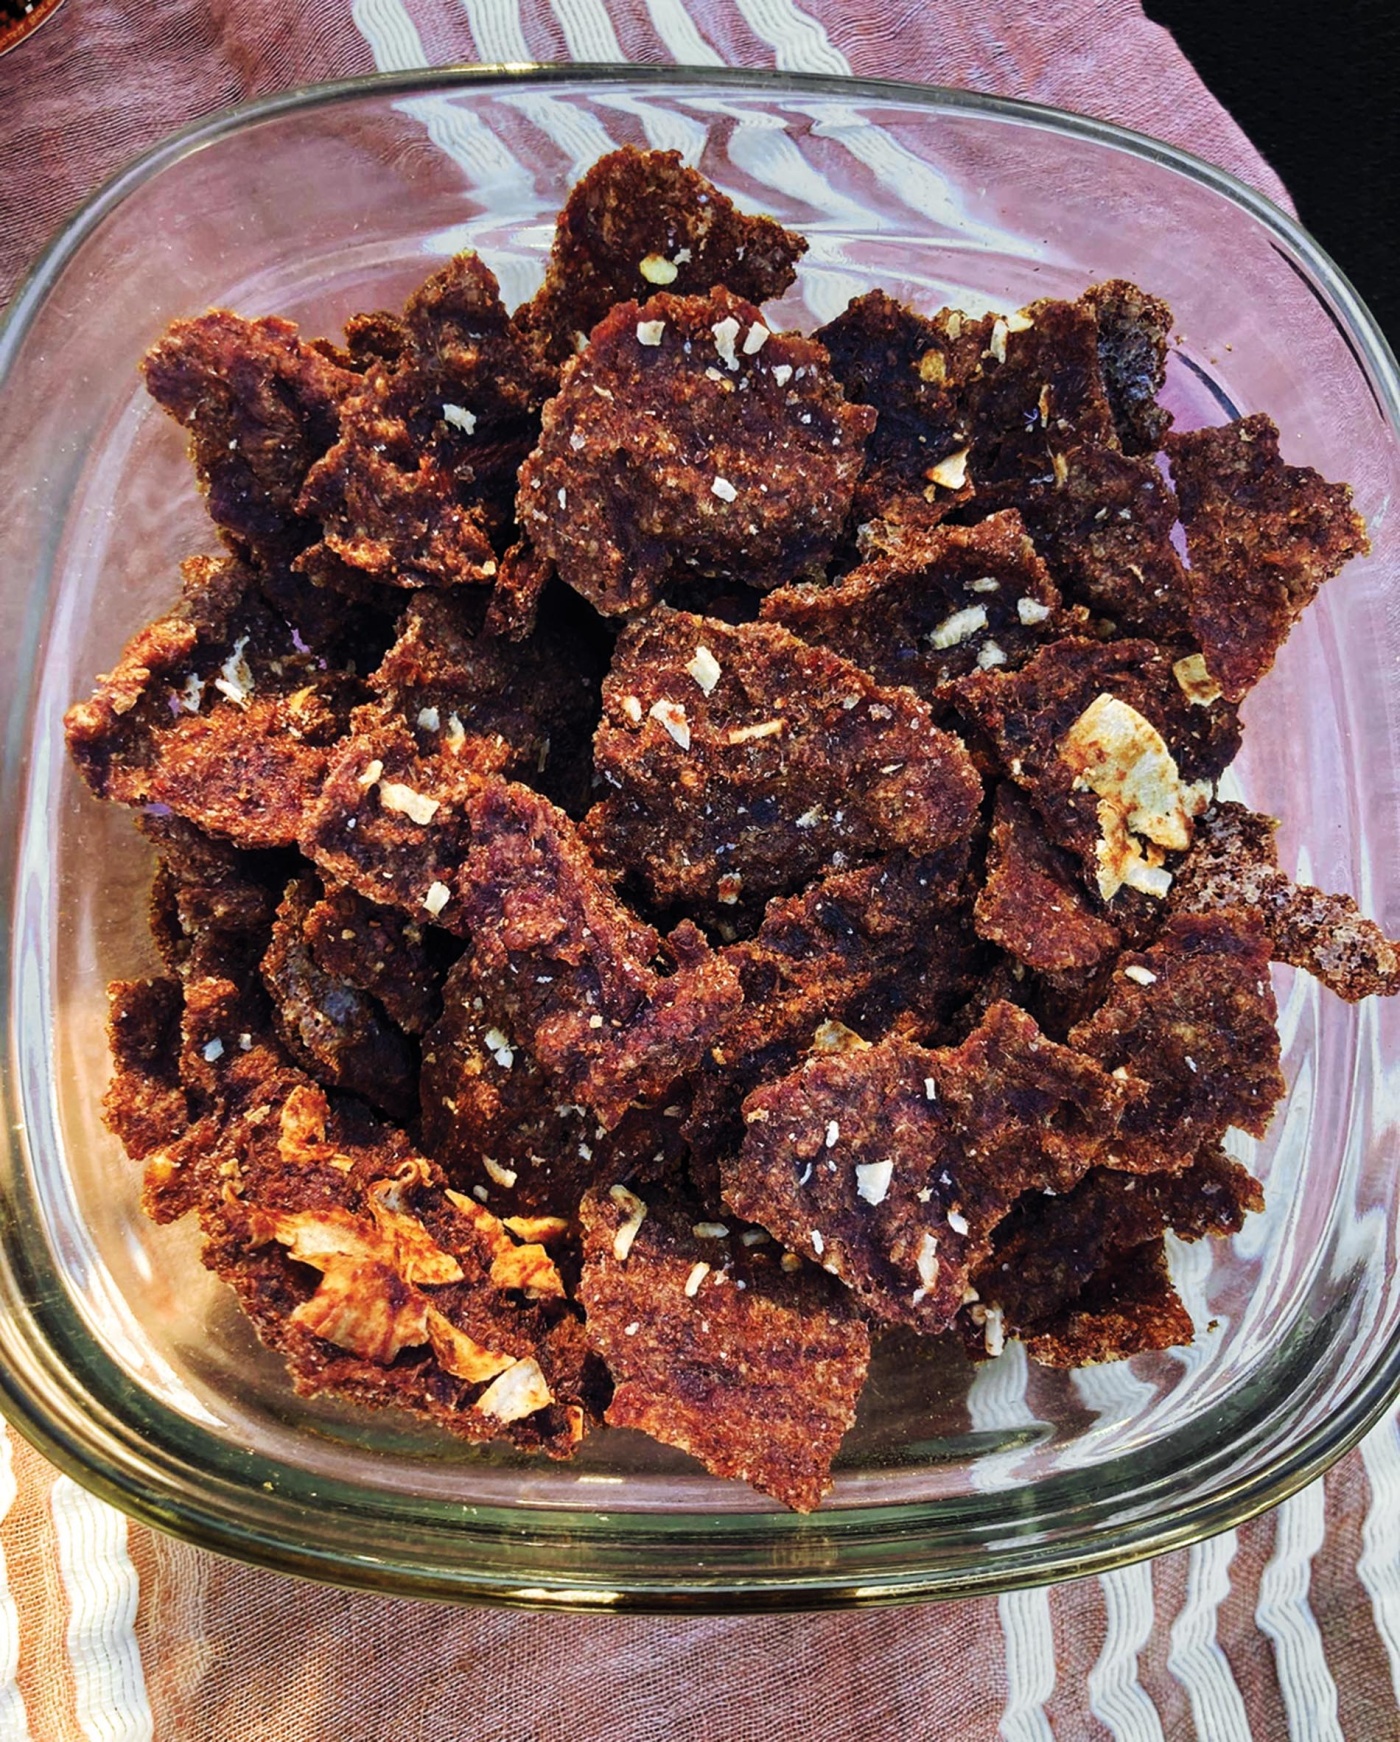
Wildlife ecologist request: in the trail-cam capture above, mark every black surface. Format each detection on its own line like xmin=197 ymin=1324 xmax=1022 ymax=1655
xmin=1145 ymin=0 xmax=1400 ymax=348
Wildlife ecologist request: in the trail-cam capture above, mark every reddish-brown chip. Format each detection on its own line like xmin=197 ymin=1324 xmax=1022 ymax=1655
xmin=298 ymin=715 xmax=485 ymax=928
xmin=1016 ymin=442 xmax=1192 ymax=641
xmin=947 ymin=635 xmax=1239 ymax=911
xmin=1166 ymin=414 xmax=1369 ymax=702
xmin=261 ymin=874 xmax=418 ymax=1122
xmin=139 ymin=811 xmax=282 ymax=980
xmin=515 ymin=147 xmax=807 ymax=369
xmin=965 ymin=297 xmax=1117 ymax=504
xmin=142 ymin=310 xmax=356 ymax=570
xmin=63 ymin=555 xmax=362 ymax=849
xmin=815 ymin=290 xmax=993 ymax=521
xmin=102 ymin=977 xmax=189 ymax=1162
xmin=1070 ymin=912 xmax=1285 ymax=1171
xmin=971 ymin=1141 xmax=1261 ymax=1354
xmin=458 ymin=778 xmax=743 ymax=1130
xmin=298 ymin=253 xmax=553 ymax=592
xmin=976 ymin=784 xmax=1121 ymax=972
xmin=1082 ymin=279 xmax=1174 ymax=456
xmin=726 ymin=1006 xmax=1129 ymax=1334
xmin=1018 ymin=1240 xmax=1194 ymax=1367
xmin=302 ymin=879 xmax=447 ymax=1036
xmin=515 ymin=289 xmax=875 ymax=616
xmin=683 ymin=846 xmax=977 ymax=1183
xmin=577 ymin=1186 xmax=869 ymax=1512
xmin=1172 ymin=802 xmax=1400 ymax=1000
xmin=761 ymin=509 xmax=1067 ymax=691
xmin=366 ymin=589 xmax=604 ymax=818
xmin=587 ymin=606 xmax=983 ymax=918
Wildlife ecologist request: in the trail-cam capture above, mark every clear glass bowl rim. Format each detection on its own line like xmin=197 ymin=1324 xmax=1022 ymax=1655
xmin=3 ymin=61 xmax=1400 ymax=1614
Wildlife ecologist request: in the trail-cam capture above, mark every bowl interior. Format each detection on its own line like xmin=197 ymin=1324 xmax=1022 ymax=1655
xmin=4 ymin=72 xmax=1400 ymax=1604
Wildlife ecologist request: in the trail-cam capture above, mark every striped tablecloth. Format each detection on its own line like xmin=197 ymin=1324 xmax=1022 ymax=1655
xmin=3 ymin=3 xmax=1399 ymax=1737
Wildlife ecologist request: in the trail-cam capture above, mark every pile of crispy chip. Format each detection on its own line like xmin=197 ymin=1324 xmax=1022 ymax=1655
xmin=66 ymin=148 xmax=1397 ymax=1513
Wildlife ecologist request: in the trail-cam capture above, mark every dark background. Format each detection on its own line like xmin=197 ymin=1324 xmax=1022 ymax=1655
xmin=1144 ymin=0 xmax=1399 ymax=347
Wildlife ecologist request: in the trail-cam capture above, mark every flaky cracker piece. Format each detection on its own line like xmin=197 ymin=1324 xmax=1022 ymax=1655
xmin=1172 ymin=802 xmax=1400 ymax=1001
xmin=1070 ymin=912 xmax=1285 ymax=1172
xmin=143 ymin=310 xmax=357 ymax=570
xmin=967 ymin=1141 xmax=1260 ymax=1365
xmin=514 ymin=147 xmax=806 ymax=370
xmin=298 ymin=253 xmax=552 ymax=592
xmin=1082 ymin=279 xmax=1174 ymax=457
xmin=815 ymin=290 xmax=993 ymax=522
xmin=578 ymin=1186 xmax=869 ymax=1513
xmin=1166 ymin=414 xmax=1369 ymax=703
xmin=64 ymin=554 xmax=362 ymax=850
xmin=761 ymin=509 xmax=1066 ymax=693
xmin=975 ymin=784 xmax=1121 ymax=973
xmin=726 ymin=1004 xmax=1131 ymax=1335
xmin=459 ymin=778 xmax=742 ymax=1132
xmin=419 ymin=953 xmax=688 ymax=1216
xmin=588 ymin=605 xmax=983 ymax=919
xmin=515 ymin=289 xmax=875 ymax=616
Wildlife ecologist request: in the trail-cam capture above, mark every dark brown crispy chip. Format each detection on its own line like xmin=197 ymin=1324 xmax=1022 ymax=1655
xmin=366 ymin=589 xmax=603 ymax=818
xmin=683 ymin=846 xmax=977 ymax=1183
xmin=1082 ymin=279 xmax=1174 ymax=456
xmin=103 ymin=978 xmax=189 ymax=1162
xmin=515 ymin=289 xmax=875 ymax=616
xmin=971 ymin=1140 xmax=1261 ymax=1354
xmin=515 ymin=147 xmax=807 ymax=369
xmin=261 ymin=873 xmax=418 ymax=1121
xmin=726 ymin=1006 xmax=1129 ymax=1334
xmin=1172 ymin=802 xmax=1400 ymax=1000
xmin=298 ymin=253 xmax=553 ymax=593
xmin=975 ymin=784 xmax=1121 ymax=972
xmin=761 ymin=509 xmax=1066 ymax=692
xmin=1016 ymin=443 xmax=1192 ymax=641
xmin=947 ymin=635 xmax=1238 ymax=910
xmin=1070 ymin=913 xmax=1285 ymax=1171
xmin=1167 ymin=414 xmax=1369 ymax=703
xmin=1016 ymin=1240 xmax=1193 ymax=1368
xmin=202 ymin=1081 xmax=596 ymax=1457
xmin=64 ymin=554 xmax=362 ymax=849
xmin=299 ymin=715 xmax=484 ymax=927
xmin=965 ymin=297 xmax=1117 ymax=506
xmin=577 ymin=1185 xmax=869 ymax=1513
xmin=302 ymin=879 xmax=447 ymax=1036
xmin=815 ymin=290 xmax=993 ymax=521
xmin=588 ymin=606 xmax=983 ymax=917
xmin=459 ymin=778 xmax=743 ymax=1130
xmin=142 ymin=311 xmax=356 ymax=570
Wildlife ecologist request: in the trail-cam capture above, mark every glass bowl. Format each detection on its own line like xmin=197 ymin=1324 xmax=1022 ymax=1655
xmin=3 ymin=66 xmax=1399 ymax=1613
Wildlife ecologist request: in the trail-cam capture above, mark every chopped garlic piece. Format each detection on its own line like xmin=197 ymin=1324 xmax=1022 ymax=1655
xmin=1123 ymin=964 xmax=1158 ymax=986
xmin=202 ymin=1038 xmax=224 ymax=1063
xmin=417 ymin=706 xmax=440 ymax=731
xmin=692 ymin=1222 xmax=729 ymax=1239
xmin=1061 ymin=692 xmax=1210 ymax=854
xmin=648 ymin=697 xmax=691 ymax=749
xmin=379 ymin=782 xmax=440 ymax=825
xmin=724 ymin=718 xmax=784 ymax=744
xmin=927 ymin=447 xmax=969 ymax=490
xmin=855 ymin=1160 xmax=894 ymax=1206
xmin=483 ymin=1027 xmax=514 ymax=1069
xmin=636 ymin=319 xmax=666 ymax=346
xmin=683 ymin=1261 xmax=710 ymax=1297
xmin=977 ymin=640 xmax=1007 ymax=669
xmin=1173 ymin=652 xmax=1223 ymax=706
xmin=711 ymin=475 xmax=738 ymax=502
xmin=610 ymin=1184 xmax=647 ymax=1261
xmin=686 ymin=644 xmax=722 ymax=694
xmin=422 ymin=881 xmax=451 ymax=917
xmin=441 ymin=403 xmax=476 ymax=433
xmin=983 ymin=1303 xmax=1006 ymax=1358
xmin=947 ymin=1209 xmax=970 ymax=1236
xmin=213 ymin=636 xmax=254 ymax=708
xmin=915 ymin=1231 xmax=940 ymax=1290
xmin=771 ymin=363 xmax=793 ymax=386
xmin=711 ymin=315 xmax=741 ymax=369
xmin=474 ymin=1357 xmax=552 ymax=1423
xmin=483 ymin=1156 xmax=518 ymax=1189
xmin=639 ymin=252 xmax=678 ymax=284
xmin=742 ymin=321 xmax=769 ymax=355
xmin=988 ymin=317 xmax=1009 ymax=363
xmin=357 ymin=758 xmax=384 ymax=788
xmin=1017 ymin=596 xmax=1052 ymax=625
xmin=621 ymin=694 xmax=644 ymax=724
xmin=927 ymin=604 xmax=987 ymax=649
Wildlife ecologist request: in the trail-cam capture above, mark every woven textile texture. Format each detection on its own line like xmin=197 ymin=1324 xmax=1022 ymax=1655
xmin=3 ymin=3 xmax=1398 ymax=1740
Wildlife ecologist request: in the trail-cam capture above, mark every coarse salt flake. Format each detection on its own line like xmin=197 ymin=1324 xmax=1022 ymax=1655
xmin=711 ymin=316 xmax=741 ymax=369
xmin=977 ymin=640 xmax=1007 ymax=669
xmin=202 ymin=1038 xmax=224 ymax=1062
xmin=927 ymin=448 xmax=970 ymax=491
xmin=483 ymin=1027 xmax=514 ymax=1069
xmin=928 ymin=604 xmax=987 ymax=649
xmin=1017 ymin=596 xmax=1052 ymax=625
xmin=742 ymin=322 xmax=769 ymax=355
xmin=947 ymin=1209 xmax=970 ymax=1236
xmin=441 ymin=403 xmax=476 ymax=433
xmin=711 ymin=475 xmax=738 ymax=502
xmin=771 ymin=363 xmax=792 ymax=386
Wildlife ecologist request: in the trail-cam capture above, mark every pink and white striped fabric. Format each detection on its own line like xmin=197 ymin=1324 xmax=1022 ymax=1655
xmin=2 ymin=4 xmax=1398 ymax=1738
